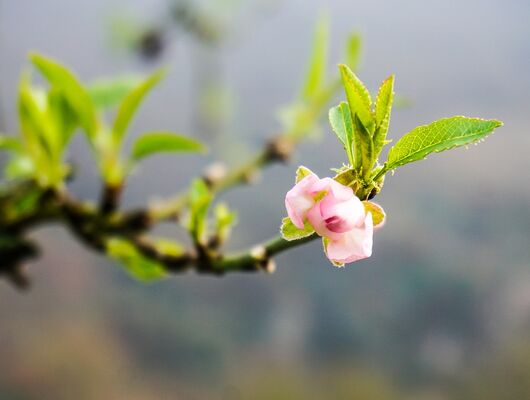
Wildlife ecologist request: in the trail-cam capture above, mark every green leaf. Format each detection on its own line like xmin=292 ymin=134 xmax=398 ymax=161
xmin=344 ymin=33 xmax=362 ymax=71
xmin=329 ymin=102 xmax=355 ymax=166
xmin=352 ymin=113 xmax=374 ymax=179
xmin=383 ymin=116 xmax=503 ymax=173
xmin=4 ymin=155 xmax=34 ymax=180
xmin=88 ymin=75 xmax=144 ymax=109
xmin=280 ymin=217 xmax=315 ymax=241
xmin=214 ymin=203 xmax=237 ymax=244
xmin=338 ymin=64 xmax=374 ymax=134
xmin=29 ymin=53 xmax=97 ymax=138
xmin=47 ymin=88 xmax=79 ymax=148
xmin=188 ymin=179 xmax=212 ymax=243
xmin=302 ymin=16 xmax=328 ymax=100
xmin=131 ymin=131 xmax=205 ymax=162
xmin=373 ymin=75 xmax=394 ymax=158
xmin=0 ymin=136 xmax=24 ymax=153
xmin=17 ymin=77 xmax=58 ymax=185
xmin=106 ymin=238 xmax=167 ymax=282
xmin=363 ymin=201 xmax=386 ymax=228
xmin=148 ymin=238 xmax=185 ymax=257
xmin=112 ymin=68 xmax=167 ymax=145
xmin=295 ymin=165 xmax=314 ymax=183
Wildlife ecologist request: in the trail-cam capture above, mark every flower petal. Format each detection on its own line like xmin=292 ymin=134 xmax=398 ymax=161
xmin=285 ymin=173 xmax=319 ymax=229
xmin=325 ymin=213 xmax=373 ymax=264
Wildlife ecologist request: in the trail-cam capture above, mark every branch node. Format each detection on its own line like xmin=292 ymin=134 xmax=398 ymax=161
xmin=265 ymin=136 xmax=294 ymax=163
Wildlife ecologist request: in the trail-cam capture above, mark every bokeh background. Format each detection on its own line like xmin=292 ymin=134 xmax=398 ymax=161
xmin=1 ymin=0 xmax=529 ymax=399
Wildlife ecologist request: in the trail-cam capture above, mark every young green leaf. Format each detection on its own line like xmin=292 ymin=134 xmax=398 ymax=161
xmin=382 ymin=116 xmax=503 ymax=174
xmin=131 ymin=131 xmax=205 ymax=162
xmin=4 ymin=155 xmax=34 ymax=180
xmin=106 ymin=238 xmax=168 ymax=282
xmin=329 ymin=102 xmax=356 ymax=167
xmin=188 ymin=179 xmax=212 ymax=244
xmin=343 ymin=33 xmax=362 ymax=72
xmin=29 ymin=53 xmax=97 ymax=138
xmin=0 ymin=136 xmax=24 ymax=153
xmin=214 ymin=203 xmax=238 ymax=244
xmin=88 ymin=75 xmax=144 ymax=109
xmin=302 ymin=16 xmax=328 ymax=100
xmin=373 ymin=75 xmax=394 ymax=158
xmin=338 ymin=64 xmax=374 ymax=134
xmin=352 ymin=113 xmax=374 ymax=179
xmin=47 ymin=89 xmax=79 ymax=148
xmin=112 ymin=68 xmax=167 ymax=145
xmin=280 ymin=217 xmax=315 ymax=241
xmin=148 ymin=238 xmax=185 ymax=257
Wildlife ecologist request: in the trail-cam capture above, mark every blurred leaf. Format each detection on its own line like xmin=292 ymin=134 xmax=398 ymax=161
xmin=344 ymin=33 xmax=362 ymax=71
xmin=214 ymin=203 xmax=237 ymax=244
xmin=373 ymin=75 xmax=394 ymax=158
xmin=12 ymin=187 xmax=42 ymax=216
xmin=383 ymin=116 xmax=503 ymax=173
xmin=131 ymin=131 xmax=205 ymax=162
xmin=0 ymin=135 xmax=24 ymax=153
xmin=329 ymin=102 xmax=355 ymax=166
xmin=363 ymin=201 xmax=386 ymax=228
xmin=18 ymin=80 xmax=53 ymax=156
xmin=188 ymin=179 xmax=212 ymax=243
xmin=106 ymin=238 xmax=167 ymax=282
xmin=295 ymin=165 xmax=314 ymax=183
xmin=88 ymin=75 xmax=144 ymax=109
xmin=280 ymin=217 xmax=314 ymax=241
xmin=29 ymin=53 xmax=97 ymax=138
xmin=302 ymin=16 xmax=328 ymax=100
xmin=149 ymin=238 xmax=185 ymax=257
xmin=47 ymin=88 xmax=79 ymax=147
xmin=4 ymin=155 xmax=35 ymax=180
xmin=17 ymin=76 xmax=57 ymax=185
xmin=112 ymin=69 xmax=166 ymax=145
xmin=339 ymin=64 xmax=374 ymax=134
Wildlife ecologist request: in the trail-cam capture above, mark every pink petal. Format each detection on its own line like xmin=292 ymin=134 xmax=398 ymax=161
xmin=285 ymin=173 xmax=319 ymax=229
xmin=325 ymin=213 xmax=374 ymax=264
xmin=320 ymin=195 xmax=365 ymax=232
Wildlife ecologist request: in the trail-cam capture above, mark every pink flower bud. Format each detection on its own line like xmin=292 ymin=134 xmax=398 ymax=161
xmin=285 ymin=169 xmax=382 ymax=266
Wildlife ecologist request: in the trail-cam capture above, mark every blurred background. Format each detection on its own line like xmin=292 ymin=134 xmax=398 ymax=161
xmin=0 ymin=0 xmax=529 ymax=398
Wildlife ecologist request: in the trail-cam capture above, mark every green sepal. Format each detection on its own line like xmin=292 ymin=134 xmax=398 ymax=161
xmin=280 ymin=217 xmax=315 ymax=241
xmin=295 ymin=165 xmax=314 ymax=183
xmin=362 ymin=201 xmax=386 ymax=228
